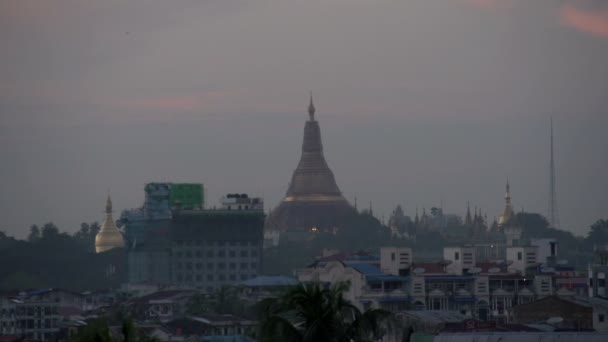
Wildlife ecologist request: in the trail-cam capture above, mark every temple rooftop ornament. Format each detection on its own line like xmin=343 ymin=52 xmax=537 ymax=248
xmin=95 ymin=194 xmax=125 ymax=253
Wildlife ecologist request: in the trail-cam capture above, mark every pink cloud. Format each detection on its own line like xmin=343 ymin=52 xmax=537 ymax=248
xmin=114 ymin=91 xmax=230 ymax=113
xmin=560 ymin=4 xmax=608 ymax=38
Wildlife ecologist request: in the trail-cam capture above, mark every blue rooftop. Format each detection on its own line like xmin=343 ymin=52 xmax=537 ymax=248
xmin=367 ymin=275 xmax=409 ymax=282
xmin=240 ymin=276 xmax=298 ymax=287
xmin=350 ymin=263 xmax=385 ymax=276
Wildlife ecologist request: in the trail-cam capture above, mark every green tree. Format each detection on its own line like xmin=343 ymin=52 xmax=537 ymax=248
xmin=28 ymin=224 xmax=41 ymax=241
xmin=257 ymin=282 xmax=393 ymax=342
xmin=588 ymin=220 xmax=608 ymax=246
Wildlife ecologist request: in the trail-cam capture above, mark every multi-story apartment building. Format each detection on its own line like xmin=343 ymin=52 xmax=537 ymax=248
xmin=0 ymin=297 xmax=16 ymax=336
xmin=295 ymin=243 xmax=588 ymax=323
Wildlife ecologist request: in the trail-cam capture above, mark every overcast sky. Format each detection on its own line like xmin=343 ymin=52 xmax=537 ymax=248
xmin=1 ymin=0 xmax=607 ymax=238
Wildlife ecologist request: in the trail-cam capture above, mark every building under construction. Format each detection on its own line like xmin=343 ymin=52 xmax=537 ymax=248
xmin=121 ymin=183 xmax=264 ymax=291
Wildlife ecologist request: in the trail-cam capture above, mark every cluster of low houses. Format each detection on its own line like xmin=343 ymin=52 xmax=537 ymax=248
xmin=3 ymin=243 xmax=608 ymax=341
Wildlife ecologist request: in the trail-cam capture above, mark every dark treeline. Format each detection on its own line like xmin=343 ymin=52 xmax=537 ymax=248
xmin=0 ymin=222 xmax=126 ymax=291
xmin=1 ymin=214 xmax=607 ymax=291
xmin=263 ymin=211 xmax=608 ymax=275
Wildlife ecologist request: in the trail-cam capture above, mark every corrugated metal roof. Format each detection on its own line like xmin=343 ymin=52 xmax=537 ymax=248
xmin=350 ymin=263 xmax=384 ymax=276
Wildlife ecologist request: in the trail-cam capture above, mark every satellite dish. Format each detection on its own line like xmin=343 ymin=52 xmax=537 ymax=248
xmin=468 ymin=267 xmax=482 ymax=274
xmin=488 ymin=267 xmax=501 ymax=273
xmin=547 ymin=317 xmax=564 ymax=325
xmin=413 ymin=267 xmax=426 ymax=274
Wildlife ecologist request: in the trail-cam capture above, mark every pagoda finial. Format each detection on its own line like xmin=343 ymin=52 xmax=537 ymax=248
xmin=308 ymin=91 xmax=315 ymax=121
xmin=105 ymin=194 xmax=112 ymax=214
xmin=505 ymin=178 xmax=511 ymax=204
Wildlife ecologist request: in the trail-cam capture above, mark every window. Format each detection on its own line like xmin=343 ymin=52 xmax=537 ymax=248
xmin=218 ymin=250 xmax=226 ymax=257
xmin=229 ymin=251 xmax=236 ymax=258
xmin=207 ymin=274 xmax=214 ymax=281
xmin=241 ymin=262 xmax=248 ymax=269
xmin=230 ymin=275 xmax=236 ymax=281
xmin=518 ymin=252 xmax=522 ymax=260
xmin=455 ymin=252 xmax=460 ymax=261
xmin=207 ymin=251 xmax=214 ymax=257
xmin=391 ymin=253 xmax=395 ymax=261
xmin=229 ymin=263 xmax=236 ymax=270
xmin=240 ymin=251 xmax=248 ymax=257
xmin=251 ymin=250 xmax=258 ymax=257
xmin=218 ymin=263 xmax=226 ymax=270
xmin=207 ymin=263 xmax=214 ymax=270
xmin=196 ymin=263 xmax=202 ymax=270
xmin=600 ymin=314 xmax=605 ymax=323
xmin=251 ymin=263 xmax=257 ymax=269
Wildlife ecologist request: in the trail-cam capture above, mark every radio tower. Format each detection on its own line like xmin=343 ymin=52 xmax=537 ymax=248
xmin=549 ymin=117 xmax=560 ymax=228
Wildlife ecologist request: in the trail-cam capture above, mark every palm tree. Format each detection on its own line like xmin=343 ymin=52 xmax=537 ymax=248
xmin=257 ymin=282 xmax=393 ymax=342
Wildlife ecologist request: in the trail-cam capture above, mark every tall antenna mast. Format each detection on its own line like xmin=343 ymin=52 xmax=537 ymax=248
xmin=549 ymin=117 xmax=560 ymax=228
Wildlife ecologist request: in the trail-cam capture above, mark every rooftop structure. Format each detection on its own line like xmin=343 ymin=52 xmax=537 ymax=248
xmin=125 ymin=187 xmax=265 ymax=289
xmin=267 ymin=95 xmax=356 ymax=233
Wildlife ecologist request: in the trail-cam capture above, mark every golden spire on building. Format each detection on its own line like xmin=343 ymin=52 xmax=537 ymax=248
xmin=498 ymin=180 xmax=515 ymax=226
xmin=308 ymin=91 xmax=315 ymax=121
xmin=95 ymin=194 xmax=125 ymax=253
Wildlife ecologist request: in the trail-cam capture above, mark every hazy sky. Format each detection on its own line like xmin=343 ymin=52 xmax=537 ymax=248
xmin=1 ymin=0 xmax=607 ymax=238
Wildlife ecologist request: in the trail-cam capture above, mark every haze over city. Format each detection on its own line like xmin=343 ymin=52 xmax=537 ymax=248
xmin=2 ymin=0 xmax=608 ymax=238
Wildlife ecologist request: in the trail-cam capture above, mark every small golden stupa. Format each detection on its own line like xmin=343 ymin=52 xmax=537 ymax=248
xmin=95 ymin=195 xmax=125 ymax=253
xmin=498 ymin=181 xmax=515 ymax=227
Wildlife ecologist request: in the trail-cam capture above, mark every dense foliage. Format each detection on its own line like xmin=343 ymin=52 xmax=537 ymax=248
xmin=0 ymin=222 xmax=126 ymax=291
xmin=257 ymin=282 xmax=394 ymax=342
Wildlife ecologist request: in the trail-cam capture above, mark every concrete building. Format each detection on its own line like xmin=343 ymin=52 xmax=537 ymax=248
xmin=381 ymin=247 xmax=413 ymax=276
xmin=295 ymin=245 xmax=588 ymax=323
xmin=0 ymin=297 xmax=16 ymax=336
xmin=506 ymin=246 xmax=539 ymax=274
xmin=125 ymin=188 xmax=265 ymax=291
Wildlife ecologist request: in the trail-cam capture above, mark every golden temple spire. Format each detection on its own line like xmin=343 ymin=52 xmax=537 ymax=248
xmin=95 ymin=193 xmax=125 ymax=253
xmin=499 ymin=179 xmax=515 ymax=226
xmin=105 ymin=194 xmax=112 ymax=214
xmin=308 ymin=91 xmax=315 ymax=121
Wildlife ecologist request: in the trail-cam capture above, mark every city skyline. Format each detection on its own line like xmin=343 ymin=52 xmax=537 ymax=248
xmin=1 ymin=0 xmax=607 ymax=237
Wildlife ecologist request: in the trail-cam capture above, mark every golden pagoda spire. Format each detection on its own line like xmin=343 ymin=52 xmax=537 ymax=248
xmin=308 ymin=91 xmax=316 ymax=121
xmin=499 ymin=179 xmax=515 ymax=226
xmin=95 ymin=193 xmax=125 ymax=253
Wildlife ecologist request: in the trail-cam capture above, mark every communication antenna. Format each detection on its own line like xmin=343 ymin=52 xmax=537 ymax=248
xmin=549 ymin=118 xmax=560 ymax=228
